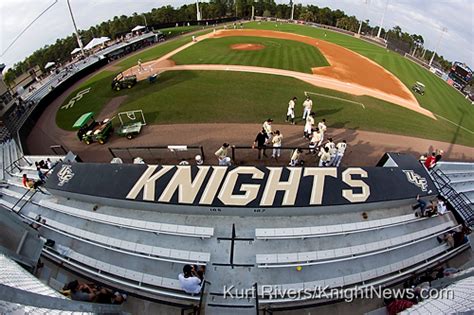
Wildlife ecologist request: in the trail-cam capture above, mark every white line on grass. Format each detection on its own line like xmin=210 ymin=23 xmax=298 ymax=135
xmin=434 ymin=114 xmax=474 ymax=135
xmin=304 ymin=91 xmax=366 ymax=109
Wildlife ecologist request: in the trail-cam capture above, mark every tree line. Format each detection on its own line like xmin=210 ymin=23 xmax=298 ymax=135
xmin=3 ymin=0 xmax=454 ymax=86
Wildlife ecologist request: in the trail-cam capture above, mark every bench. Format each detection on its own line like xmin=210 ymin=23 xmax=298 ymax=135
xmin=256 ymin=213 xmax=423 ymax=240
xmin=37 ymin=199 xmax=214 ymax=238
xmin=43 ymin=246 xmax=199 ymax=301
xmin=256 ymin=218 xmax=456 ymax=268
xmin=26 ymin=211 xmax=209 ymax=265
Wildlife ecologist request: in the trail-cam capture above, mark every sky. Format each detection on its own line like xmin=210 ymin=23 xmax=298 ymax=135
xmin=0 ymin=0 xmax=472 ymax=71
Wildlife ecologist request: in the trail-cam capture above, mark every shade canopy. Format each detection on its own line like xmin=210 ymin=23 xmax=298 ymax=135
xmin=70 ymin=47 xmax=82 ymax=55
xmin=73 ymin=112 xmax=95 ymax=128
xmin=44 ymin=62 xmax=55 ymax=69
xmin=83 ymin=37 xmax=110 ymax=50
xmin=131 ymin=25 xmax=146 ymax=32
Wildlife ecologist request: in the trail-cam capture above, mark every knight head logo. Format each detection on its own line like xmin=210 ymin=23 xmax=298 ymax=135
xmin=57 ymin=165 xmax=74 ymax=187
xmin=403 ymin=170 xmax=428 ymax=191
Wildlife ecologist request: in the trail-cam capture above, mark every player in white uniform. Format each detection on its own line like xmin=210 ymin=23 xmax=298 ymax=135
xmin=334 ymin=140 xmax=347 ymax=167
xmin=262 ymin=119 xmax=273 ymax=142
xmin=325 ymin=138 xmax=337 ymax=166
xmin=302 ymin=96 xmax=313 ymax=120
xmin=215 ymin=143 xmax=231 ymax=166
xmin=317 ymin=119 xmax=327 ymax=147
xmin=304 ymin=112 xmax=315 ymax=139
xmin=271 ymin=130 xmax=283 ymax=159
xmin=318 ymin=147 xmax=331 ymax=167
xmin=309 ymin=128 xmax=321 ymax=154
xmin=289 ymin=148 xmax=302 ymax=166
xmin=286 ymin=97 xmax=297 ymax=125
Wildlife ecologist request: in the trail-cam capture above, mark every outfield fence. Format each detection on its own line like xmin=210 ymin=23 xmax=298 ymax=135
xmin=108 ymin=145 xmax=205 ymax=165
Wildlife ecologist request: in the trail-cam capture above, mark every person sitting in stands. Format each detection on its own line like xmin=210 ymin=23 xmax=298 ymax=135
xmin=384 ymin=297 xmax=414 ymax=315
xmin=111 ymin=292 xmax=127 ymax=305
xmin=29 ymin=214 xmax=46 ymax=230
xmin=22 ymin=174 xmax=38 ymax=189
xmin=178 ymin=264 xmax=205 ymax=294
xmin=37 ymin=167 xmax=47 ymax=182
xmin=65 ymin=280 xmax=96 ymax=302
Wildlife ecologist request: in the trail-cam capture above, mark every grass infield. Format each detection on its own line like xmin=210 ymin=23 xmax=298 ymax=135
xmin=172 ymin=36 xmax=329 ymax=74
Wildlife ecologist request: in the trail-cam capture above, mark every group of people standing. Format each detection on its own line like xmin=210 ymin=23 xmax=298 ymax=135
xmin=213 ymin=95 xmax=349 ymax=167
xmin=288 ymin=95 xmax=348 ymax=167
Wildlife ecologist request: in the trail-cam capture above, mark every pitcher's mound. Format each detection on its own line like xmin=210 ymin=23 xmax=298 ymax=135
xmin=230 ymin=43 xmax=265 ymax=51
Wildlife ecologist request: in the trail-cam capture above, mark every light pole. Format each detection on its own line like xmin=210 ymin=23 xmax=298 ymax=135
xmin=142 ymin=14 xmax=148 ymax=30
xmin=358 ymin=0 xmax=369 ymax=35
xmin=429 ymin=27 xmax=447 ymax=67
xmin=196 ymin=1 xmax=201 ymax=21
xmin=67 ymin=0 xmax=85 ymax=58
xmin=377 ymin=0 xmax=389 ymax=38
xmin=290 ymin=2 xmax=295 ymax=20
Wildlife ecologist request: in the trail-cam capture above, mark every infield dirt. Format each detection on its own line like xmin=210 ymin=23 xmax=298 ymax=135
xmin=123 ymin=29 xmax=435 ymax=119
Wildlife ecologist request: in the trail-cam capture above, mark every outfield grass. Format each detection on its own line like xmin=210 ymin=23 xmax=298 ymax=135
xmin=172 ymin=36 xmax=329 ymax=74
xmin=157 ymin=25 xmax=203 ymax=38
xmin=245 ymin=21 xmax=474 ymax=133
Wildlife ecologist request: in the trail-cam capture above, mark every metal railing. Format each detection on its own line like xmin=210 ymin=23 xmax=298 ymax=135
xmin=431 ymin=168 xmax=473 ymax=226
xmin=108 ymin=145 xmax=205 ymax=164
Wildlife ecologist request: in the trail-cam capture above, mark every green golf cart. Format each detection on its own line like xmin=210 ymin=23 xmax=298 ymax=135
xmin=73 ymin=112 xmax=113 ymax=145
xmin=111 ymin=72 xmax=137 ymax=91
xmin=412 ymin=81 xmax=425 ymax=96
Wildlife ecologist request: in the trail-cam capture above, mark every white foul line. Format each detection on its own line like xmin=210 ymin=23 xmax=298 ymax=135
xmin=434 ymin=114 xmax=474 ymax=135
xmin=304 ymin=91 xmax=366 ymax=109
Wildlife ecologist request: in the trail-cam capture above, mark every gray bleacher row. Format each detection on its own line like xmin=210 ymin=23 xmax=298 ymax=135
xmin=0 ymin=189 xmax=204 ymax=302
xmin=400 ymin=275 xmax=474 ymax=314
xmin=257 ymin=243 xmax=471 ymax=304
xmin=0 ymin=186 xmax=214 ymax=239
xmin=436 ymin=162 xmax=474 ymax=205
xmin=36 ymin=199 xmax=214 ymax=239
xmin=23 ymin=57 xmax=101 ymax=104
xmin=257 ymin=218 xmax=457 ymax=267
xmin=1 ymin=140 xmax=22 ymax=177
xmin=25 ymin=211 xmax=210 ymax=265
xmin=256 ymin=213 xmax=423 ymax=239
xmin=42 ymin=247 xmax=199 ymax=301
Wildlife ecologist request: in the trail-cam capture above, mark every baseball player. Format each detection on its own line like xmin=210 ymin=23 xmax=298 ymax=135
xmin=215 ymin=143 xmax=231 ymax=166
xmin=138 ymin=59 xmax=144 ymax=71
xmin=286 ymin=97 xmax=297 ymax=125
xmin=309 ymin=128 xmax=321 ymax=154
xmin=304 ymin=112 xmax=315 ymax=139
xmin=317 ymin=119 xmax=327 ymax=146
xmin=334 ymin=140 xmax=347 ymax=167
xmin=325 ymin=138 xmax=337 ymax=166
xmin=289 ymin=148 xmax=303 ymax=166
xmin=262 ymin=119 xmax=273 ymax=142
xmin=302 ymin=96 xmax=313 ymax=120
xmin=271 ymin=130 xmax=283 ymax=159
xmin=318 ymin=147 xmax=331 ymax=167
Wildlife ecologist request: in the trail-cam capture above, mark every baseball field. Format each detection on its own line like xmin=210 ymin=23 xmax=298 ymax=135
xmin=56 ymin=23 xmax=474 ymax=147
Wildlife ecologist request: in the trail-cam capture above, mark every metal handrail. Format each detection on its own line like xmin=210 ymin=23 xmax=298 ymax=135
xmin=431 ymin=168 xmax=474 ymax=226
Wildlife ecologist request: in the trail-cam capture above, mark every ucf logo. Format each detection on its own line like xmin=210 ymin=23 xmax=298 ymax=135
xmin=57 ymin=165 xmax=74 ymax=186
xmin=60 ymin=87 xmax=91 ymax=110
xmin=403 ymin=170 xmax=428 ymax=191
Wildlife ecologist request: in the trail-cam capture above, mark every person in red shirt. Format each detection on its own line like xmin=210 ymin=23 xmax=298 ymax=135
xmin=424 ymin=152 xmax=436 ymax=169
